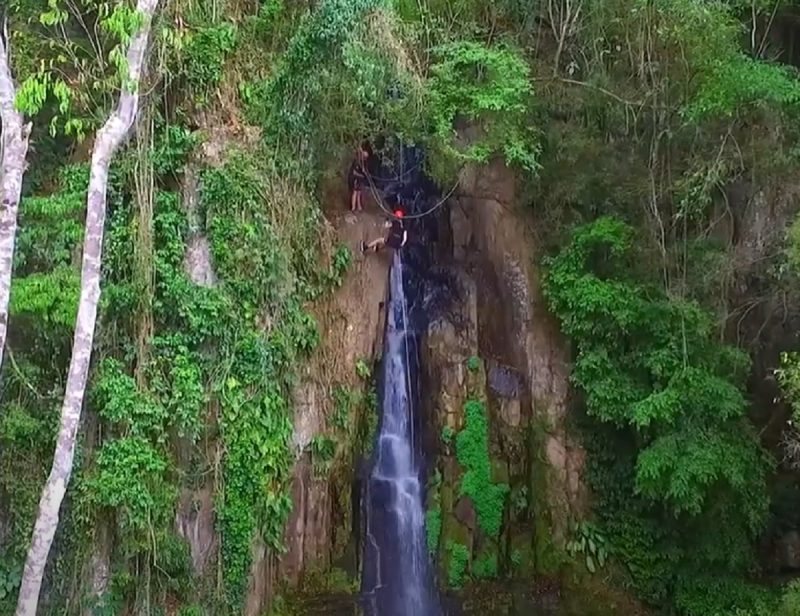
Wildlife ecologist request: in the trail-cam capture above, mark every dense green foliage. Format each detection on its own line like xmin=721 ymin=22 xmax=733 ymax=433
xmin=198 ymin=155 xmax=326 ymax=606
xmin=6 ymin=0 xmax=800 ymax=614
xmin=427 ymin=41 xmax=539 ymax=179
xmin=472 ymin=548 xmax=499 ymax=580
xmin=545 ymin=218 xmax=772 ymax=612
xmin=241 ymin=0 xmax=538 ymax=184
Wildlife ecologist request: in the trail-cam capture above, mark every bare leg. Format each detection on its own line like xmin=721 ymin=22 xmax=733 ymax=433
xmin=363 ymin=237 xmax=386 ymax=252
xmin=356 ymin=189 xmax=363 ymax=211
xmin=350 ymin=189 xmax=357 ymax=211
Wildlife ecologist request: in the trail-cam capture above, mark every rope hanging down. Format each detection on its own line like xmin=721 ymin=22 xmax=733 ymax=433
xmin=366 ymin=159 xmax=422 ymax=183
xmin=364 ymin=166 xmax=459 ymax=220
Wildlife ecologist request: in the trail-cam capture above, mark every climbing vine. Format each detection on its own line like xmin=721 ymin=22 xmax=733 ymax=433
xmin=195 ymin=153 xmax=329 ymax=607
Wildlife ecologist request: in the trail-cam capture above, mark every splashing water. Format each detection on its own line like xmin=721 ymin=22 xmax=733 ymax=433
xmin=362 ymin=252 xmax=440 ymax=616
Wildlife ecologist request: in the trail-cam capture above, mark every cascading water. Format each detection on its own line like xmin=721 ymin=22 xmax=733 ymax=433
xmin=362 ymin=250 xmax=441 ymax=616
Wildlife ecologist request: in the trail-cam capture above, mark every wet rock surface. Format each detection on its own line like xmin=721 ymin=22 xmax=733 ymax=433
xmin=420 ymin=157 xmax=586 ymax=590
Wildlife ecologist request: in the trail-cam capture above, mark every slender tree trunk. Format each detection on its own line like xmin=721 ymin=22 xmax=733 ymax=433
xmin=0 ymin=24 xmax=32 ymax=370
xmin=15 ymin=2 xmax=160 ymax=614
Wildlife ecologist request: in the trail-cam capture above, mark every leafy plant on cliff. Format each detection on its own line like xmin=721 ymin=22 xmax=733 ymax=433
xmin=544 ymin=217 xmax=772 ymax=611
xmin=566 ymin=520 xmax=608 ymax=574
xmin=83 ymin=436 xmax=176 ymax=554
xmin=197 ymin=152 xmax=324 ymax=608
xmin=446 ymin=541 xmax=470 ymax=588
xmin=441 ymin=425 xmax=455 ymax=445
xmin=472 ymin=548 xmax=498 ymax=580
xmin=310 ymin=435 xmax=337 ymax=475
xmin=427 ymin=41 xmax=540 ymax=181
xmin=455 ymin=399 xmax=509 ymax=539
xmin=182 ymin=22 xmax=238 ymax=101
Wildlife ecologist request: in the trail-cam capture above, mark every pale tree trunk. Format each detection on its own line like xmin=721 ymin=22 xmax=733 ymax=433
xmin=547 ymin=0 xmax=583 ymax=77
xmin=0 ymin=24 xmax=32 ymax=370
xmin=15 ymin=2 xmax=161 ymax=614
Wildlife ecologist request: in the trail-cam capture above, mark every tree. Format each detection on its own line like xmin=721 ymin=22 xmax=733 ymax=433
xmin=543 ymin=217 xmax=772 ymax=608
xmin=15 ymin=1 xmax=161 ymax=614
xmin=0 ymin=23 xmax=32 ymax=370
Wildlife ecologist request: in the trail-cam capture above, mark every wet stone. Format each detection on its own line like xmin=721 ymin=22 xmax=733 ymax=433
xmin=488 ymin=363 xmax=522 ymax=399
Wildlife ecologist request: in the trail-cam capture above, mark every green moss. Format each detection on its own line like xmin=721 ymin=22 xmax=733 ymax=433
xmin=528 ymin=417 xmax=564 ymax=575
xmin=441 ymin=425 xmax=455 ymax=445
xmin=426 ymin=508 xmax=442 ymax=555
xmin=447 ymin=541 xmax=470 ymax=588
xmin=302 ymin=566 xmax=359 ymax=594
xmin=473 ymin=547 xmax=499 ymax=580
xmin=509 ymin=531 xmax=536 ymax=576
xmin=456 ymin=400 xmax=509 ymax=539
xmin=466 ymin=355 xmax=481 ymax=372
xmin=426 ymin=469 xmax=443 ymax=555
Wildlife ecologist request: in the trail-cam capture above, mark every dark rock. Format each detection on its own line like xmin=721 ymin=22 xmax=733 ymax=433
xmin=777 ymin=530 xmax=800 ymax=570
xmin=454 ymin=497 xmax=477 ymax=533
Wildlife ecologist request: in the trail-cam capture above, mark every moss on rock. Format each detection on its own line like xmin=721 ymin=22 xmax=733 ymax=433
xmin=528 ymin=417 xmax=567 ymax=575
xmin=473 ymin=544 xmax=500 ymax=580
xmin=447 ymin=541 xmax=471 ymax=588
xmin=456 ymin=399 xmax=509 ymax=539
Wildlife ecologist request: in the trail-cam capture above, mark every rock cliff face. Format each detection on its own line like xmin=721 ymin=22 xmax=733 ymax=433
xmin=421 ymin=159 xmax=585 ymax=589
xmin=163 ymin=135 xmax=397 ymax=613
xmin=244 ymin=181 xmax=394 ymax=614
xmin=171 ymin=144 xmax=584 ymax=611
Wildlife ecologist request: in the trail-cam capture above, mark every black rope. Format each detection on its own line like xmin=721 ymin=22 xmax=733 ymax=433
xmin=364 ymin=167 xmax=459 ymax=221
xmin=365 ymin=159 xmax=422 ymax=183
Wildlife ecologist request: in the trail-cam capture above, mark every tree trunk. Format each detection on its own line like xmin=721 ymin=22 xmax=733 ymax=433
xmin=0 ymin=26 xmax=32 ymax=370
xmin=15 ymin=2 xmax=161 ymax=614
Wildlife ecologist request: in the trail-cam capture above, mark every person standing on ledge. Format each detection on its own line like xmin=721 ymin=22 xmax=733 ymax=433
xmin=362 ymin=208 xmax=408 ymax=253
xmin=348 ymin=140 xmax=372 ymax=212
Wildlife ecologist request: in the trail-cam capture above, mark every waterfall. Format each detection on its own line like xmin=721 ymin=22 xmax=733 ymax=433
xmin=362 ymin=251 xmax=440 ymax=616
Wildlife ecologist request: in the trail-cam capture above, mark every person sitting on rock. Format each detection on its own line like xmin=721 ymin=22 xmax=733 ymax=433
xmin=348 ymin=141 xmax=372 ymax=212
xmin=362 ymin=209 xmax=408 ymax=253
